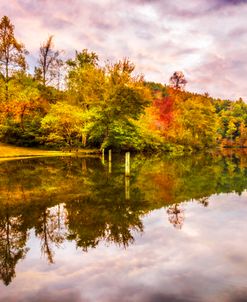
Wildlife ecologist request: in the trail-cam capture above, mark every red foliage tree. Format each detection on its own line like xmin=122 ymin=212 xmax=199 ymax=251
xmin=153 ymin=96 xmax=174 ymax=131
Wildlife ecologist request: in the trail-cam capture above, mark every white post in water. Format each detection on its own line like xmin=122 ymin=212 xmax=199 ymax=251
xmin=125 ymin=152 xmax=130 ymax=177
xmin=108 ymin=149 xmax=112 ymax=173
xmin=125 ymin=176 xmax=130 ymax=200
xmin=125 ymin=152 xmax=130 ymax=200
xmin=102 ymin=148 xmax=105 ymax=165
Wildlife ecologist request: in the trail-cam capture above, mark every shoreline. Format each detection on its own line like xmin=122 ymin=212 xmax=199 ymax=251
xmin=0 ymin=143 xmax=246 ymax=163
xmin=0 ymin=143 xmax=100 ymax=161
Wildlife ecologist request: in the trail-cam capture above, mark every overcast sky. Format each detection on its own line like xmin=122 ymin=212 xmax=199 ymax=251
xmin=1 ymin=0 xmax=247 ymax=100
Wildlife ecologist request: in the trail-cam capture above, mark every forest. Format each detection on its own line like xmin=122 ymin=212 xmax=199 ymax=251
xmin=0 ymin=15 xmax=247 ymax=153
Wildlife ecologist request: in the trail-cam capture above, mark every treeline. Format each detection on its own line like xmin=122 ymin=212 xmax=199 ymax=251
xmin=145 ymin=84 xmax=247 ymax=151
xmin=0 ymin=15 xmax=246 ymax=152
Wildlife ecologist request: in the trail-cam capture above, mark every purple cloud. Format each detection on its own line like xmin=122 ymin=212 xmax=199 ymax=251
xmin=0 ymin=0 xmax=246 ymax=100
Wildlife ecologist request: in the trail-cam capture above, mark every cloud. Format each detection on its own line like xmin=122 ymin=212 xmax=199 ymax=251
xmin=0 ymin=0 xmax=246 ymax=99
xmin=215 ymin=0 xmax=247 ymax=6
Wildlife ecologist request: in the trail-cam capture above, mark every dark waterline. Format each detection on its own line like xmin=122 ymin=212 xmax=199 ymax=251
xmin=0 ymin=151 xmax=246 ymax=302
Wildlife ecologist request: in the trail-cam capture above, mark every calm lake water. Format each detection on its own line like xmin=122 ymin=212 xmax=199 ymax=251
xmin=0 ymin=151 xmax=247 ymax=302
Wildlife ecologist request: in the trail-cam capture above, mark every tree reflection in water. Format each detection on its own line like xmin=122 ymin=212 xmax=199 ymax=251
xmin=167 ymin=204 xmax=185 ymax=229
xmin=0 ymin=150 xmax=246 ymax=285
xmin=35 ymin=206 xmax=66 ymax=263
xmin=0 ymin=205 xmax=28 ymax=285
xmin=198 ymin=197 xmax=209 ymax=207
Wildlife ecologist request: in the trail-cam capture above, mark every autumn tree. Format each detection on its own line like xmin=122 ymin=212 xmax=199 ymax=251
xmin=92 ymin=59 xmax=150 ymax=149
xmin=0 ymin=16 xmax=28 ymax=101
xmin=226 ymin=119 xmax=237 ymax=143
xmin=66 ymin=49 xmax=98 ymax=69
xmin=0 ymin=71 xmax=51 ymax=146
xmin=9 ymin=86 xmax=40 ymax=131
xmin=238 ymin=122 xmax=247 ymax=147
xmin=66 ymin=51 xmax=150 ymax=149
xmin=41 ymin=102 xmax=86 ymax=149
xmin=216 ymin=97 xmax=247 ymax=146
xmin=66 ymin=49 xmax=103 ymax=109
xmin=98 ymin=59 xmax=150 ymax=148
xmin=35 ymin=35 xmax=61 ymax=87
xmin=169 ymin=71 xmax=187 ymax=90
xmin=177 ymin=95 xmax=218 ymax=148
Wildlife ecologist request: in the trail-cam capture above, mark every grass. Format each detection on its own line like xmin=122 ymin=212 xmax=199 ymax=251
xmin=0 ymin=143 xmax=100 ymax=161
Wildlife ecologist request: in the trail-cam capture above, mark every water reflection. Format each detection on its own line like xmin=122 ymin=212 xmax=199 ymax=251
xmin=35 ymin=205 xmax=66 ymax=263
xmin=0 ymin=205 xmax=28 ymax=285
xmin=0 ymin=150 xmax=246 ymax=287
xmin=167 ymin=204 xmax=185 ymax=229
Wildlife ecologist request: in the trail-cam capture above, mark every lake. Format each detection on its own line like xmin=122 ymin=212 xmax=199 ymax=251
xmin=0 ymin=151 xmax=246 ymax=302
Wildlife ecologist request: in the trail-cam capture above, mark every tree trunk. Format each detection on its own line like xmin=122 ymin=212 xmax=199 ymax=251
xmin=5 ymin=59 xmax=9 ymax=102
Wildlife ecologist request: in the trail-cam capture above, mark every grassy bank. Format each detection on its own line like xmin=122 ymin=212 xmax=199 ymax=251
xmin=0 ymin=143 xmax=99 ymax=161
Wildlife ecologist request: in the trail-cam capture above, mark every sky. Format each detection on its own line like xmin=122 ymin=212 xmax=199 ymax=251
xmin=1 ymin=0 xmax=247 ymax=100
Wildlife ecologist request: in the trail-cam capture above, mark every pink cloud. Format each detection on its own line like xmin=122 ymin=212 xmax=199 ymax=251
xmin=0 ymin=0 xmax=246 ymax=99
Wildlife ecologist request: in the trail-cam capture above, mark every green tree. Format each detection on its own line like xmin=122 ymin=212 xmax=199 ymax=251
xmin=67 ymin=52 xmax=150 ymax=149
xmin=66 ymin=49 xmax=104 ymax=109
xmin=178 ymin=95 xmax=218 ymax=148
xmin=41 ymin=102 xmax=85 ymax=149
xmin=97 ymin=59 xmax=150 ymax=148
xmin=66 ymin=49 xmax=98 ymax=69
xmin=226 ymin=119 xmax=237 ymax=143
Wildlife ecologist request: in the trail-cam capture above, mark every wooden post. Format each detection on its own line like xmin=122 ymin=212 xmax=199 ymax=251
xmin=125 ymin=176 xmax=130 ymax=200
xmin=125 ymin=152 xmax=130 ymax=200
xmin=108 ymin=149 xmax=112 ymax=173
xmin=102 ymin=148 xmax=105 ymax=165
xmin=82 ymin=158 xmax=87 ymax=173
xmin=125 ymin=152 xmax=130 ymax=177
